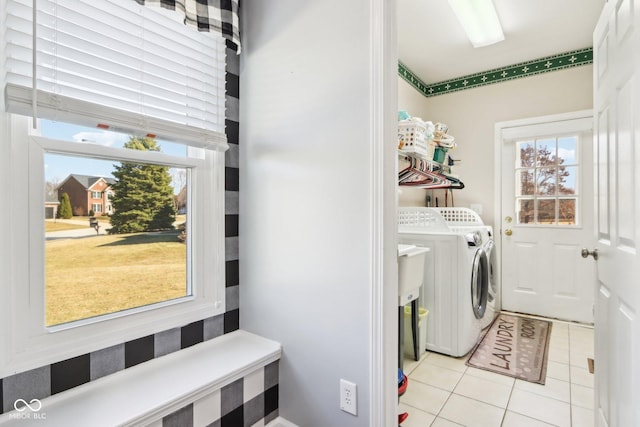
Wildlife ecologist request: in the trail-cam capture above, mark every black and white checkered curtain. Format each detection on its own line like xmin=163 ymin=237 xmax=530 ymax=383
xmin=133 ymin=0 xmax=241 ymax=52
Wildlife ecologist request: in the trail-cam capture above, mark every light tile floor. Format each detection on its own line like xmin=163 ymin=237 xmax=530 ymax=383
xmin=399 ymin=314 xmax=594 ymax=427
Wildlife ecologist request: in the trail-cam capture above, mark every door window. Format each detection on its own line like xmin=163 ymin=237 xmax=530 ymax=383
xmin=515 ymin=136 xmax=579 ymax=226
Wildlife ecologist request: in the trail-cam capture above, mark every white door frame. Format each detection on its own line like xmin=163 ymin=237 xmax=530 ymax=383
xmin=493 ymin=110 xmax=594 ymax=316
xmin=371 ymin=0 xmax=398 ymax=426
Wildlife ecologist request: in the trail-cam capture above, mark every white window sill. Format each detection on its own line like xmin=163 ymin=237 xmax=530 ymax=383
xmin=0 ymin=330 xmax=281 ymax=427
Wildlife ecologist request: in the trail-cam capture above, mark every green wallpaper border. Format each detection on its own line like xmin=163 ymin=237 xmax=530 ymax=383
xmin=399 ymin=47 xmax=593 ymax=98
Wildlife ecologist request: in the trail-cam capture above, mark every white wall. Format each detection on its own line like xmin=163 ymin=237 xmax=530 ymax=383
xmin=398 ymin=77 xmax=430 ymax=119
xmin=239 ymin=1 xmax=397 ymax=426
xmin=397 ymin=65 xmax=593 ymax=225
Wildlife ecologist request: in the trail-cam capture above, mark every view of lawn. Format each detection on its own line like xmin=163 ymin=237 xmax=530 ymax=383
xmin=45 ymin=216 xmax=112 ymax=232
xmin=74 ymin=215 xmax=113 ymax=224
xmin=45 ymin=221 xmax=88 ymax=232
xmin=45 ymin=231 xmax=187 ymax=326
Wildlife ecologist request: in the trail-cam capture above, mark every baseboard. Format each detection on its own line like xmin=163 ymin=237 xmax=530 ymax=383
xmin=266 ymin=417 xmax=299 ymax=427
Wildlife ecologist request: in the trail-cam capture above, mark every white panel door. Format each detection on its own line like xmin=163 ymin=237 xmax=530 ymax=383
xmin=499 ymin=113 xmax=596 ymax=323
xmin=593 ymin=1 xmax=640 ymax=426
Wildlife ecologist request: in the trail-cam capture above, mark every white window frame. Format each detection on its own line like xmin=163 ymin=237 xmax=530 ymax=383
xmin=501 ymin=117 xmax=592 ymax=230
xmin=513 ymin=134 xmax=582 ymax=227
xmin=91 ymin=191 xmax=102 ymax=199
xmin=0 ymin=114 xmax=226 ymax=378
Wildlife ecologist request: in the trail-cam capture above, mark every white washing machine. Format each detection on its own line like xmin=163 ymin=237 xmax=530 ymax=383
xmin=432 ymin=208 xmax=498 ymax=330
xmin=482 ymin=233 xmax=499 ymax=329
xmin=398 ymin=207 xmax=490 ymax=357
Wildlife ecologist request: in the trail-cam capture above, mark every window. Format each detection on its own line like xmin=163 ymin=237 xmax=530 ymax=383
xmin=1 ymin=0 xmax=229 ymax=377
xmin=515 ymin=136 xmax=580 ymax=226
xmin=1 ymin=115 xmax=225 ymax=377
xmin=42 ymin=122 xmax=194 ymax=327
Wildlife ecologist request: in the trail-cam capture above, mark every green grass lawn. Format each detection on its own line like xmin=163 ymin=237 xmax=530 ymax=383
xmin=46 ymin=231 xmax=187 ymax=326
xmin=45 ymin=221 xmax=87 ymax=232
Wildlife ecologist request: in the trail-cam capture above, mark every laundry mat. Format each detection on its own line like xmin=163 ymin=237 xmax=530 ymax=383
xmin=466 ymin=313 xmax=552 ymax=384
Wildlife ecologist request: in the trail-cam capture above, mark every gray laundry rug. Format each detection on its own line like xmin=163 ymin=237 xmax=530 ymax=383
xmin=466 ymin=313 xmax=552 ymax=384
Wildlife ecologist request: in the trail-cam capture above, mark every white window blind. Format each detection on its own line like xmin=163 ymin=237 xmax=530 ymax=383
xmin=4 ymin=0 xmax=227 ymax=150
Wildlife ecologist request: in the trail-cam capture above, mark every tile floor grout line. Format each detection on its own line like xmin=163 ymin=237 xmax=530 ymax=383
xmin=431 ymin=363 xmax=467 ymax=424
xmin=568 ymin=323 xmax=575 ymax=427
xmin=498 ymin=372 xmax=516 ymax=427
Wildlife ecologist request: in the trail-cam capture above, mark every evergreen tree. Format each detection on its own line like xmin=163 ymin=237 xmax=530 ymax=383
xmin=108 ymin=137 xmax=176 ymax=234
xmin=57 ymin=192 xmax=73 ymax=219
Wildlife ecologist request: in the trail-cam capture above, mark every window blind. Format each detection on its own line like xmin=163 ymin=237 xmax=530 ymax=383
xmin=4 ymin=0 xmax=228 ymax=150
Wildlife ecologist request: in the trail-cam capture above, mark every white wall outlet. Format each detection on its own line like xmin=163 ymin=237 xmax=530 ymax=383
xmin=340 ymin=379 xmax=357 ymax=415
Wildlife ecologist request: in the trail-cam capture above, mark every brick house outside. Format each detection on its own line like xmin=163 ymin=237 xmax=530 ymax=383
xmin=45 ymin=193 xmax=60 ymax=219
xmin=56 ymin=174 xmax=116 ymax=217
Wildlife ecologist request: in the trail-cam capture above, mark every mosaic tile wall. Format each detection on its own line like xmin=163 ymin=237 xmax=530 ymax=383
xmin=0 ymin=38 xmax=277 ymax=424
xmin=154 ymin=361 xmax=279 ymax=427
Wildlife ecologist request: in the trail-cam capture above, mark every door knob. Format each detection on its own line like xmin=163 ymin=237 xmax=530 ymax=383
xmin=504 ymin=229 xmax=513 ymax=236
xmin=505 ymin=216 xmax=512 ymax=223
xmin=581 ymin=248 xmax=599 ymax=260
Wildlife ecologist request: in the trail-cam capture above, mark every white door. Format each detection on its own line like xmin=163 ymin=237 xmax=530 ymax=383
xmin=593 ymin=1 xmax=640 ymax=426
xmin=498 ymin=113 xmax=596 ymax=323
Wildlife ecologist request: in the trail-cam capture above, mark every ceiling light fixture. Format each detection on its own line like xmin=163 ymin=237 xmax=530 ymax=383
xmin=447 ymin=0 xmax=505 ymax=48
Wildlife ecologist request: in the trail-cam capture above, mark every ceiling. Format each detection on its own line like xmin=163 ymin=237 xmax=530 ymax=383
xmin=398 ymin=0 xmax=605 ymax=85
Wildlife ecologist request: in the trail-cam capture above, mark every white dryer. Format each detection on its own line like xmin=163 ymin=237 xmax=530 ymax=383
xmin=482 ymin=233 xmax=499 ymax=329
xmin=432 ymin=208 xmax=498 ymax=330
xmin=398 ymin=208 xmax=490 ymax=357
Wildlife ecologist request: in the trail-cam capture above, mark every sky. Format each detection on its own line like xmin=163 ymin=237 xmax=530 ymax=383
xmin=41 ymin=120 xmax=187 ymax=192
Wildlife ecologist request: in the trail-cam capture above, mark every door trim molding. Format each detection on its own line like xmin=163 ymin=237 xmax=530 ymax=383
xmin=369 ymin=0 xmax=397 ymax=425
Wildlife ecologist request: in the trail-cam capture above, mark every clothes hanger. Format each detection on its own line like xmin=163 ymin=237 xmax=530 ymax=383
xmin=399 ymin=160 xmax=451 ymax=187
xmin=398 ymin=153 xmax=465 ymax=189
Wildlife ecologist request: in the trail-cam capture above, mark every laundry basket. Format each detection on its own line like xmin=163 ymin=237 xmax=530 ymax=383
xmin=431 ymin=207 xmax=484 ymax=226
xmin=397 ymin=207 xmax=450 ymax=232
xmin=398 ymin=119 xmax=434 ymax=157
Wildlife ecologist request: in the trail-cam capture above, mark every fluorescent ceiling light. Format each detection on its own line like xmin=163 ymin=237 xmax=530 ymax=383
xmin=448 ymin=0 xmax=505 ymax=48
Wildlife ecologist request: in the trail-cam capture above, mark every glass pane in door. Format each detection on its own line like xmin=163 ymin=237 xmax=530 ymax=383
xmin=518 ymin=141 xmax=535 ymax=167
xmin=517 ymin=169 xmax=535 ymax=195
xmin=517 ymin=199 xmax=535 ymax=224
xmin=536 ymin=139 xmax=556 ymax=167
xmin=558 ymin=166 xmax=578 ymax=195
xmin=558 ymin=136 xmax=577 ymax=165
xmin=537 ymin=199 xmax=556 ymax=224
xmin=536 ymin=168 xmax=557 ymax=195
xmin=558 ymin=199 xmax=577 ymax=225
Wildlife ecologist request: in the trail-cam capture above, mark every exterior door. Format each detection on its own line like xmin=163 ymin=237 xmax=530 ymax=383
xmin=593 ymin=1 xmax=640 ymax=426
xmin=499 ymin=112 xmax=596 ymax=323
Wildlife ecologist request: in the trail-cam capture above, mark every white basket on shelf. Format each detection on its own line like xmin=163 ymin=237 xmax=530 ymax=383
xmin=398 ymin=119 xmax=434 ymax=157
xmin=398 ymin=207 xmax=450 ymax=232
xmin=431 ymin=207 xmax=484 ymax=226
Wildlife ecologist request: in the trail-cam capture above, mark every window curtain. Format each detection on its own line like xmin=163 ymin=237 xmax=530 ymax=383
xmin=133 ymin=0 xmax=241 ymax=53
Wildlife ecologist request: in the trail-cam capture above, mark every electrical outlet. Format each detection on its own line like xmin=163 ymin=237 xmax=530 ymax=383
xmin=340 ymin=379 xmax=357 ymax=415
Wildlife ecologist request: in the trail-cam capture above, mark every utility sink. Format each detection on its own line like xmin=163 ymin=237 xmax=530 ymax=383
xmin=398 ymin=244 xmax=429 ymax=306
